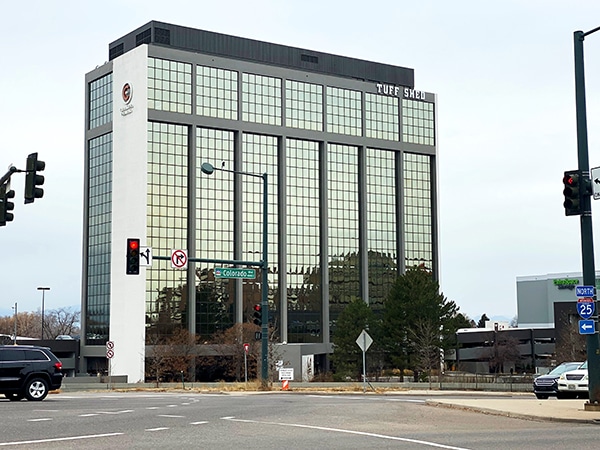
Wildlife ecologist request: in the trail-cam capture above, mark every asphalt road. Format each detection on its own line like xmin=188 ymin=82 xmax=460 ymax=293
xmin=2 ymin=391 xmax=600 ymax=449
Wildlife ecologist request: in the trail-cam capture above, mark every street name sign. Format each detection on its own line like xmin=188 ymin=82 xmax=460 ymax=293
xmin=579 ymin=319 xmax=596 ymax=335
xmin=215 ymin=267 xmax=256 ymax=279
xmin=576 ymin=285 xmax=595 ymax=297
xmin=577 ymin=298 xmax=595 ymax=320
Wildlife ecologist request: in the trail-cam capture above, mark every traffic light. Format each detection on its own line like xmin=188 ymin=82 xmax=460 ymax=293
xmin=126 ymin=238 xmax=140 ymax=275
xmin=253 ymin=304 xmax=262 ymax=326
xmin=0 ymin=184 xmax=15 ymax=226
xmin=24 ymin=152 xmax=45 ymax=204
xmin=563 ymin=169 xmax=592 ymax=216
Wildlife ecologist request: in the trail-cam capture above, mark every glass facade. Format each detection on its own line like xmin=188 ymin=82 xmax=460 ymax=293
xmin=402 ymin=99 xmax=435 ymax=146
xmin=148 ymin=57 xmax=192 ymax=114
xmin=365 ymin=93 xmax=399 ymax=141
xmin=366 ymin=148 xmax=398 ymax=308
xmin=286 ymin=138 xmax=321 ymax=342
xmin=285 ymin=80 xmax=323 ymax=131
xmin=327 ymin=143 xmax=359 ymax=334
xmin=403 ymin=152 xmax=433 ymax=270
xmin=86 ymin=133 xmax=113 ymax=345
xmin=195 ymin=127 xmax=235 ymax=339
xmin=242 ymin=73 xmax=282 ymax=125
xmin=89 ymin=73 xmax=112 ymax=129
xmin=242 ymin=134 xmax=279 ymax=326
xmin=84 ymin=48 xmax=438 ymax=370
xmin=326 ymin=87 xmax=362 ymax=136
xmin=196 ymin=65 xmax=238 ymax=120
xmin=146 ymin=122 xmax=189 ymax=342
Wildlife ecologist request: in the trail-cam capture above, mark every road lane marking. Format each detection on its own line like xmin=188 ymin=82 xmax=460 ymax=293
xmin=158 ymin=414 xmax=185 ymax=418
xmin=222 ymin=417 xmax=472 ymax=450
xmin=95 ymin=410 xmax=134 ymax=415
xmin=27 ymin=418 xmax=52 ymax=422
xmin=79 ymin=414 xmax=99 ymax=417
xmin=145 ymin=427 xmax=169 ymax=432
xmin=0 ymin=432 xmax=124 ymax=446
xmin=190 ymin=421 xmax=208 ymax=425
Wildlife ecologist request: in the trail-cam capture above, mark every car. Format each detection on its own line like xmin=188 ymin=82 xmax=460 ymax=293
xmin=533 ymin=361 xmax=584 ymax=399
xmin=557 ymin=360 xmax=589 ymax=399
xmin=0 ymin=345 xmax=63 ymax=401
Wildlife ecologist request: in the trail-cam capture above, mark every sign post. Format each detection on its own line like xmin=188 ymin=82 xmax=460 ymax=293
xmin=355 ymin=330 xmax=373 ymax=393
xmin=106 ymin=341 xmax=114 ymax=390
xmin=243 ymin=343 xmax=249 ymax=383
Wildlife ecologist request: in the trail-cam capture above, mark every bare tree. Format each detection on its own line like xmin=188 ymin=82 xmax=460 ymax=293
xmin=409 ymin=320 xmax=442 ymax=389
xmin=0 ymin=308 xmax=80 ymax=339
xmin=145 ymin=327 xmax=199 ymax=386
xmin=555 ymin=316 xmax=587 ymax=362
xmin=490 ymin=335 xmax=521 ymax=374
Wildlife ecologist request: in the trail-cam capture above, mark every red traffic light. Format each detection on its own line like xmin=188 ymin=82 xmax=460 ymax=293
xmin=253 ymin=304 xmax=261 ymax=312
xmin=129 ymin=240 xmax=139 ymax=250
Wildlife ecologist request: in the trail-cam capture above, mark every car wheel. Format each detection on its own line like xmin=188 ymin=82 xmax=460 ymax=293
xmin=535 ymin=394 xmax=549 ymax=399
xmin=5 ymin=393 xmax=24 ymax=401
xmin=24 ymin=378 xmax=49 ymax=401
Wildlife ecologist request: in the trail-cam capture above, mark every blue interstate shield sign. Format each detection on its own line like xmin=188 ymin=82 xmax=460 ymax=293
xmin=577 ymin=299 xmax=595 ymax=319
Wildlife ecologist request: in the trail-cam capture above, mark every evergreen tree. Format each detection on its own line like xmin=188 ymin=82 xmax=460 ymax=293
xmin=477 ymin=313 xmax=490 ymax=328
xmin=331 ymin=297 xmax=377 ymax=380
xmin=381 ymin=265 xmax=462 ymax=375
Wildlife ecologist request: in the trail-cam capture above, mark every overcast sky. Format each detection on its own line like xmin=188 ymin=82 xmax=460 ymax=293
xmin=2 ymin=1 xmax=600 ymax=322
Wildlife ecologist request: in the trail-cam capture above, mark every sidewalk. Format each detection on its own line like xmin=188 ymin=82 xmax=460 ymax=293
xmin=426 ymin=396 xmax=600 ymax=424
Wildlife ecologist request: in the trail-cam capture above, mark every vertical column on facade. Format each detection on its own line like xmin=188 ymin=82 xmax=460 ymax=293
xmin=395 ymin=151 xmax=405 ymax=274
xmin=233 ymin=131 xmax=244 ymax=324
xmin=319 ymin=140 xmax=330 ymax=343
xmin=187 ymin=124 xmax=197 ymax=335
xmin=430 ymin=154 xmax=440 ymax=278
xmin=277 ymin=136 xmax=288 ymax=343
xmin=357 ymin=145 xmax=369 ymax=305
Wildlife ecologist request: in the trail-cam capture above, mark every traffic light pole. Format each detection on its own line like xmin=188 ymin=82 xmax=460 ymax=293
xmin=574 ymin=28 xmax=600 ymax=409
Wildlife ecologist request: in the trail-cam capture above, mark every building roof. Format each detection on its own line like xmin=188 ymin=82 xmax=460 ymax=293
xmin=108 ymin=21 xmax=415 ymax=87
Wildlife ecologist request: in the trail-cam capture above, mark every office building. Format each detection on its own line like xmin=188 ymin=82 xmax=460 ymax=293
xmin=82 ymin=21 xmax=439 ymax=381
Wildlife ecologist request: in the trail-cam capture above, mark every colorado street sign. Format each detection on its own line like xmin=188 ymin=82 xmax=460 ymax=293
xmin=214 ymin=267 xmax=256 ymax=279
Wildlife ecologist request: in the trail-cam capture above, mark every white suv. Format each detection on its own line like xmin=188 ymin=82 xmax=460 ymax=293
xmin=557 ymin=360 xmax=588 ymax=399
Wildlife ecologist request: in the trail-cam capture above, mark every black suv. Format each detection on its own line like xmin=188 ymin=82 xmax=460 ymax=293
xmin=0 ymin=345 xmax=63 ymax=401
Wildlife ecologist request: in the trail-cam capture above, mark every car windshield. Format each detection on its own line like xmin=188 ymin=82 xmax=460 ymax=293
xmin=548 ymin=362 xmax=583 ymax=375
xmin=580 ymin=361 xmax=588 ymax=370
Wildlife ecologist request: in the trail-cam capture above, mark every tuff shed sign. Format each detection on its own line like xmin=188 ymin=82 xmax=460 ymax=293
xmin=375 ymin=83 xmax=426 ymax=100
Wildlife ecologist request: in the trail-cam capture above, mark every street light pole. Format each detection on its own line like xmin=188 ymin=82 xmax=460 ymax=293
xmin=37 ymin=287 xmax=50 ymax=340
xmin=12 ymin=302 xmax=17 ymax=345
xmin=201 ymin=162 xmax=270 ymax=385
xmin=573 ymin=27 xmax=600 ymax=408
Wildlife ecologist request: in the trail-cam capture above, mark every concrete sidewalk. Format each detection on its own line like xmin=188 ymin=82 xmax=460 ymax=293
xmin=427 ymin=397 xmax=600 ymax=424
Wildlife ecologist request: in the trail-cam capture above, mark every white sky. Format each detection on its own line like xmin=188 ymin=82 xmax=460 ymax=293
xmin=2 ymin=0 xmax=600 ymax=322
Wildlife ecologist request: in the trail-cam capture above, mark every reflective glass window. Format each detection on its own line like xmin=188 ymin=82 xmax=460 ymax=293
xmin=326 ymin=87 xmax=362 ymax=136
xmin=366 ymin=148 xmax=398 ymax=308
xmin=403 ymin=152 xmax=433 ymax=270
xmin=243 ymin=134 xmax=279 ymax=323
xmin=365 ymin=93 xmax=399 ymax=141
xmin=146 ymin=122 xmax=189 ymax=341
xmin=195 ymin=127 xmax=235 ymax=339
xmin=327 ymin=143 xmax=359 ymax=335
xmin=148 ymin=57 xmax=192 ymax=114
xmin=196 ymin=65 xmax=238 ymax=120
xmin=285 ymin=80 xmax=323 ymax=131
xmin=286 ymin=138 xmax=321 ymax=343
xmin=242 ymin=73 xmax=282 ymax=125
xmin=86 ymin=133 xmax=112 ymax=345
xmin=402 ymin=100 xmax=435 ymax=145
xmin=89 ymin=73 xmax=113 ymax=129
